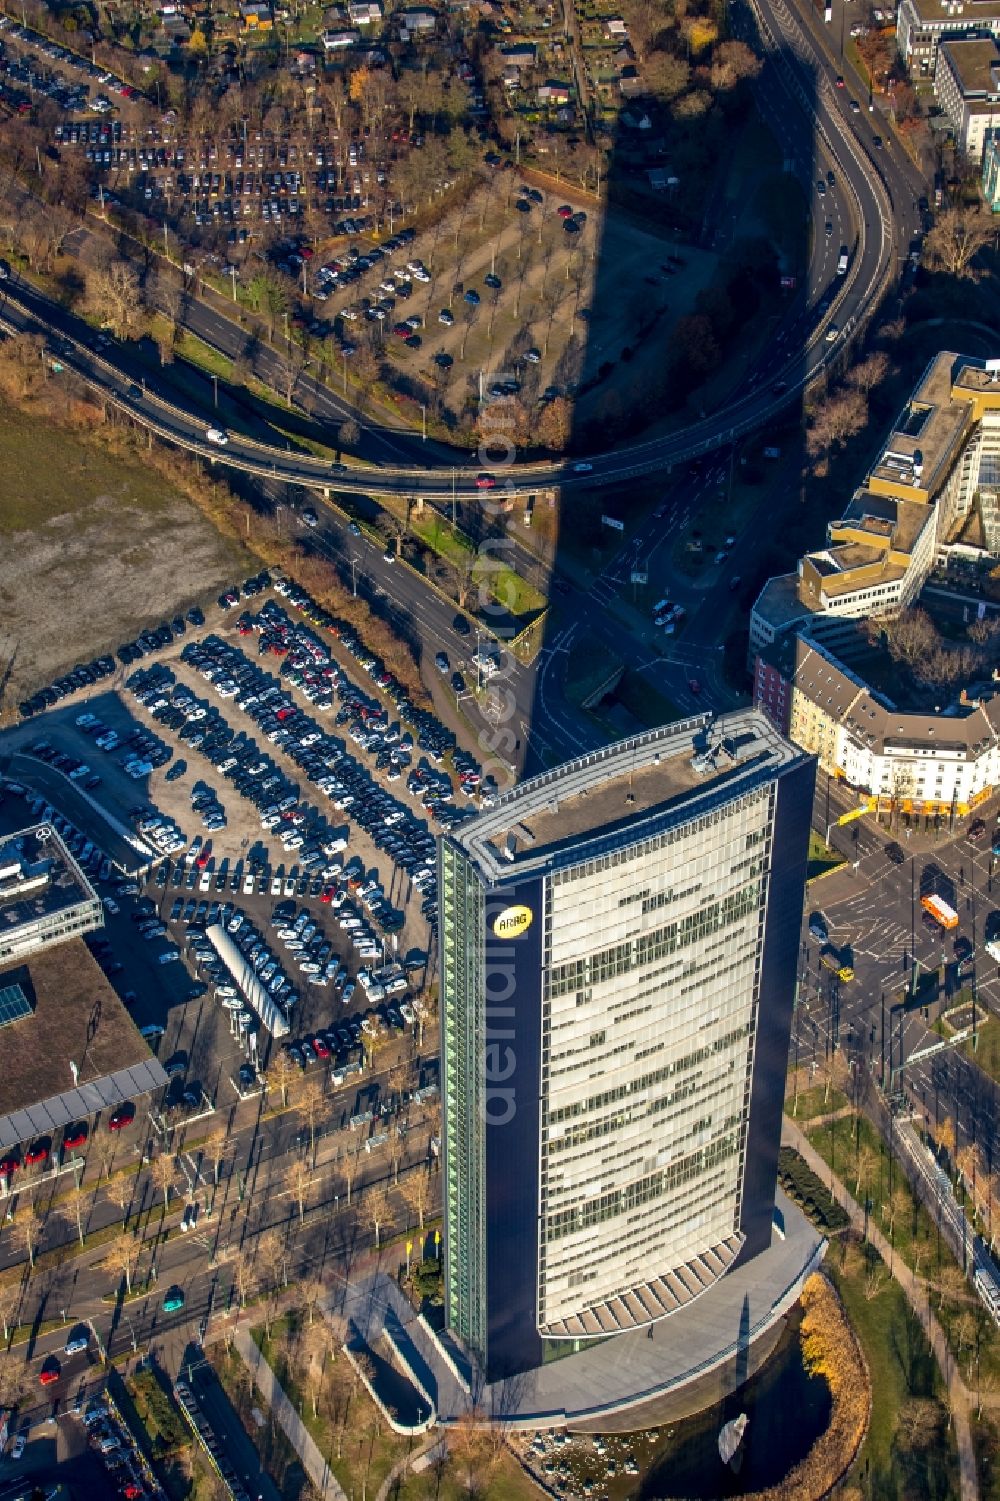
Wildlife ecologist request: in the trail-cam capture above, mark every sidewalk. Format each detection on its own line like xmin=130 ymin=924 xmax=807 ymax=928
xmin=233 ymin=1327 xmax=349 ymax=1501
xmin=782 ymin=1116 xmax=979 ymax=1501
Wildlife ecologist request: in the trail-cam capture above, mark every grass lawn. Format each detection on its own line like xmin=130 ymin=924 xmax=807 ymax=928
xmin=225 ymin=1314 xmax=540 ymax=1501
xmin=395 ymin=1451 xmax=542 ymax=1500
xmin=785 ymin=1083 xmax=851 ymax=1121
xmin=807 ymin=1112 xmax=1000 ymax=1385
xmin=252 ymin=1312 xmax=407 ymax=1499
xmin=404 ymin=509 xmax=546 ymax=620
xmin=807 ymin=831 xmax=846 ymax=882
xmin=828 ymin=1252 xmax=959 ymax=1497
xmin=807 ymin=1113 xmax=946 ymax=1280
xmin=973 ymin=1413 xmax=1000 ymax=1501
xmin=0 ymin=403 xmax=176 ymax=533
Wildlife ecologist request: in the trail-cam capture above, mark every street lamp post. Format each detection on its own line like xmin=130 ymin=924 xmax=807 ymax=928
xmin=212 ymin=374 xmax=218 ymax=408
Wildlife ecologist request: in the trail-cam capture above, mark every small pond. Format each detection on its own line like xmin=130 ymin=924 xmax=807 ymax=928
xmin=638 ymin=1310 xmax=832 ymax=1498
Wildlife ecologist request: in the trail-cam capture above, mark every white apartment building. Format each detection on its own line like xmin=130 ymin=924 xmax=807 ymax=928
xmin=897 ymin=0 xmax=1000 ymax=75
xmin=934 ymin=37 xmax=1000 ymax=157
xmin=782 ymin=637 xmax=1000 ymax=816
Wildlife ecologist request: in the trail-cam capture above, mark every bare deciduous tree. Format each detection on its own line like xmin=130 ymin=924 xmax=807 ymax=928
xmin=925 ymin=207 xmax=994 ymax=278
xmin=150 ymin=1153 xmax=176 ymax=1212
xmin=401 ymin=1169 xmax=432 ymax=1231
xmin=363 ymin=1184 xmax=393 ymax=1250
xmin=0 ymin=1283 xmax=20 ymax=1343
xmin=62 ymin=1183 xmax=92 ymax=1247
xmin=806 ymin=387 xmax=869 ymax=458
xmin=100 ymin=1229 xmax=142 ymax=1294
xmin=267 ymin=1051 xmax=298 ymax=1108
xmin=847 ymin=350 xmax=891 ymax=396
xmin=83 ymin=259 xmax=145 ymax=341
xmin=288 ymin=1159 xmax=312 ymax=1225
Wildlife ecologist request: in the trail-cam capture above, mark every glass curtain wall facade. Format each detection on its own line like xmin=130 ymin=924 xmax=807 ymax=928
xmin=440 ymin=841 xmax=487 ymax=1356
xmin=540 ymin=787 xmax=772 ymax=1331
xmin=439 ymin=715 xmax=814 ymax=1380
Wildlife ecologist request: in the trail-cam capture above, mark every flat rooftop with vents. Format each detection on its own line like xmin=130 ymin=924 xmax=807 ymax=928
xmin=0 ymin=824 xmax=102 ymax=965
xmin=456 ymin=710 xmax=802 ymax=881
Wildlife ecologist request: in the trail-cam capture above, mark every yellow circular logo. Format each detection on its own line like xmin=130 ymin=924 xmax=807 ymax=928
xmin=492 ymin=904 xmax=533 ymax=939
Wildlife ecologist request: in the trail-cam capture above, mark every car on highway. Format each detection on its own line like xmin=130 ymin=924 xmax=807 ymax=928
xmin=453 ymin=614 xmax=471 ymax=635
xmin=475 ymin=473 xmax=496 ymax=489
xmin=849 ymin=98 xmax=860 ymax=112
xmin=64 ymin=1333 xmax=89 ymax=1355
xmin=835 ymin=74 xmax=844 ymax=86
xmin=302 ymin=508 xmax=318 ymax=528
xmin=825 ymin=323 xmax=839 ymax=342
xmin=573 ymin=461 xmax=594 ymax=473
xmin=872 ymin=134 xmax=883 ymax=148
xmin=884 ymin=842 xmax=905 ymax=865
xmin=968 ymin=818 xmax=987 ymax=841
xmin=688 ymin=678 xmax=701 ymax=694
xmin=452 ymin=671 xmax=466 ymax=693
xmin=205 ymin=427 xmax=229 ymax=446
xmin=10 ymin=1433 xmax=25 ymax=1460
xmin=434 ymin=652 xmax=449 ymax=673
xmin=162 ymin=1289 xmax=185 ymax=1313
xmin=39 ymin=1361 xmax=61 ymax=1387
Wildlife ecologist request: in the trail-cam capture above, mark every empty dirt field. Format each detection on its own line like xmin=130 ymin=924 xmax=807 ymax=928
xmin=0 ymin=407 xmax=249 ymax=711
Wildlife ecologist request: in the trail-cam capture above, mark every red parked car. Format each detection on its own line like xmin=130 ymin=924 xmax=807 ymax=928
xmin=62 ymin=1123 xmax=88 ymax=1151
xmin=24 ymin=1141 xmax=49 ymax=1166
xmin=108 ymin=1103 xmax=136 ymax=1132
xmin=0 ymin=1155 xmax=18 ymax=1181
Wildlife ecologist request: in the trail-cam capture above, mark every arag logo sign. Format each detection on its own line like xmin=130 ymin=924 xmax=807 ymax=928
xmin=491 ymin=904 xmax=533 ymax=940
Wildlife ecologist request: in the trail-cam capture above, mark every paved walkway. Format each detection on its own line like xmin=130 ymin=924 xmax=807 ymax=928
xmin=783 ymin=1117 xmax=979 ymax=1501
xmin=233 ymin=1327 xmax=349 ymax=1501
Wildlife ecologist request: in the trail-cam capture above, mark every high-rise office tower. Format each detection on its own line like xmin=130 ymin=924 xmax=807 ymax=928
xmin=439 ymin=711 xmax=815 ymax=1381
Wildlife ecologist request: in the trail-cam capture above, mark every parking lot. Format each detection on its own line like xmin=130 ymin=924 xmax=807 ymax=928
xmin=0 ymin=569 xmax=470 ymax=1137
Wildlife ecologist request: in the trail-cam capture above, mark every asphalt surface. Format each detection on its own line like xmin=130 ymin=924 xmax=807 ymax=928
xmin=790 ymin=779 xmax=1000 ymax=1138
